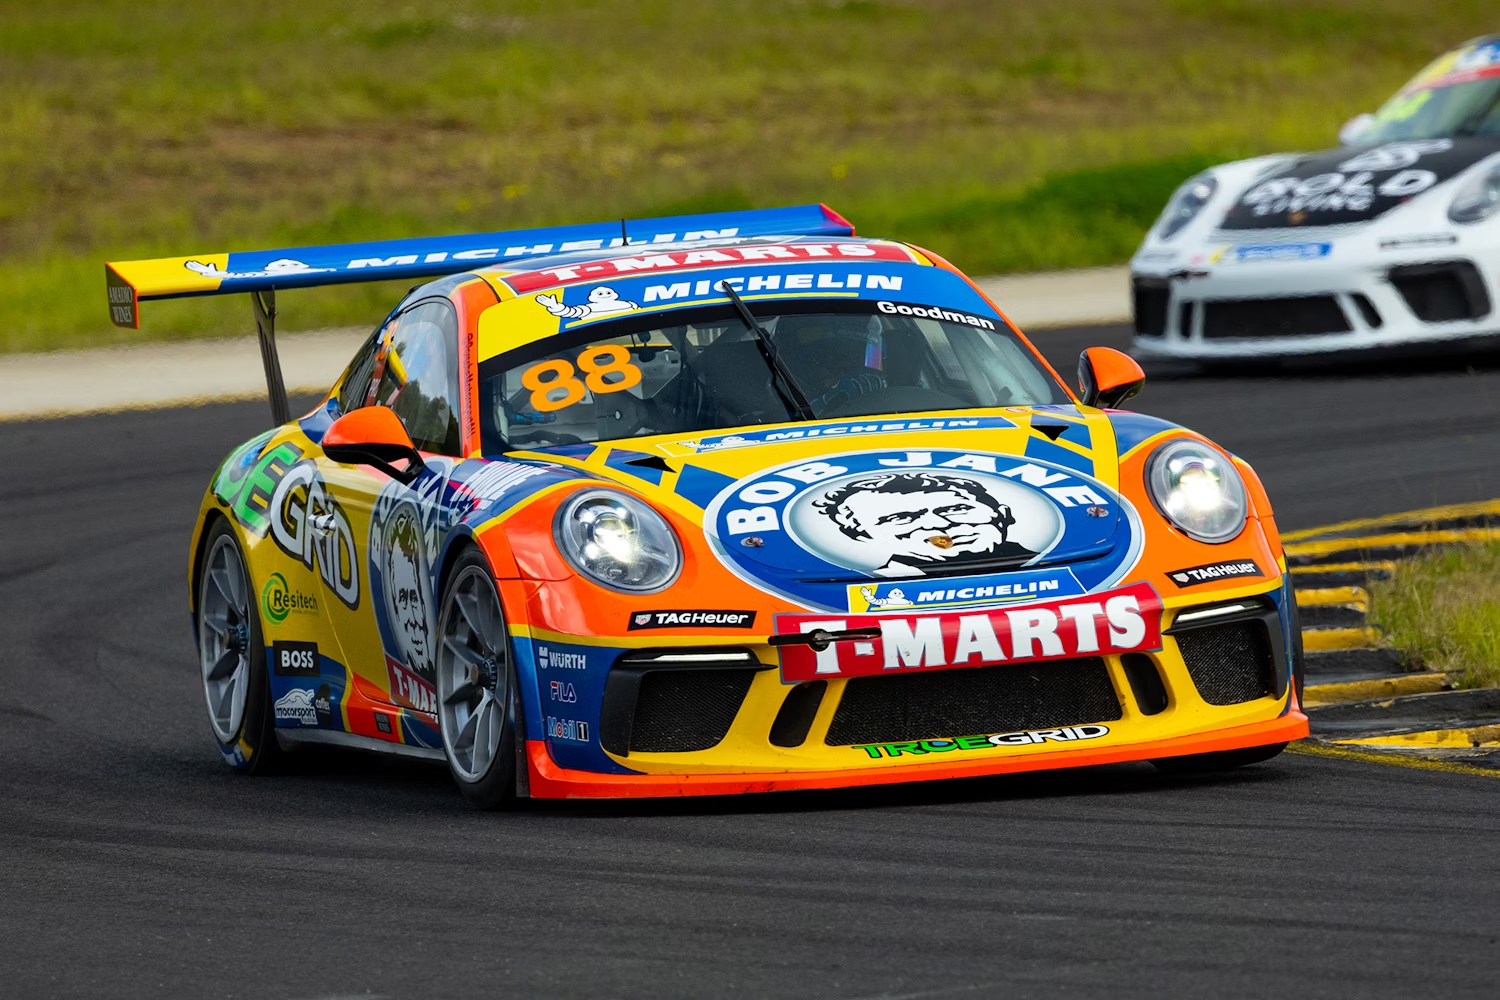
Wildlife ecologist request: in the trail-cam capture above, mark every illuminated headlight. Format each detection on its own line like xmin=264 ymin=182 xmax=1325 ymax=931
xmin=1448 ymin=161 xmax=1500 ymax=225
xmin=1156 ymin=173 xmax=1219 ymax=240
xmin=1147 ymin=439 xmax=1248 ymax=543
xmin=555 ymin=490 xmax=681 ymax=593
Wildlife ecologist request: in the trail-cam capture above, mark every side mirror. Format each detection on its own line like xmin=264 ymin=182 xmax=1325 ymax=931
xmin=322 ymin=407 xmax=426 ymax=485
xmin=1078 ymin=347 xmax=1145 ymax=409
xmin=1339 ymin=112 xmax=1374 ymax=146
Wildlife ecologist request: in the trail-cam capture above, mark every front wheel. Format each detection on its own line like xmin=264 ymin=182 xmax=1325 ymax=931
xmin=1151 ymin=742 xmax=1287 ymax=774
xmin=436 ymin=549 xmax=518 ymax=808
xmin=196 ymin=519 xmax=285 ymax=773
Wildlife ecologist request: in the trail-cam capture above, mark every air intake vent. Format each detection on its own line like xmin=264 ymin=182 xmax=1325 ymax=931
xmin=1202 ymin=296 xmax=1351 ymax=339
xmin=1388 ymin=260 xmax=1491 ymax=322
xmin=1134 ymin=278 xmax=1169 ymax=336
xmin=627 ymin=669 xmax=756 ymax=753
xmin=1176 ymin=621 xmax=1276 ymax=705
xmin=825 ymin=658 xmax=1121 ymax=746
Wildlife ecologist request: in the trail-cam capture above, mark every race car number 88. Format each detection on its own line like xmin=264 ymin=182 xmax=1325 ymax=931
xmin=520 ymin=346 xmax=642 ymax=412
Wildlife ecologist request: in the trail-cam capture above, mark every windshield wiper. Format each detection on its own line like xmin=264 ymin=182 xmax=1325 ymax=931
xmin=719 ymin=281 xmax=816 ymax=421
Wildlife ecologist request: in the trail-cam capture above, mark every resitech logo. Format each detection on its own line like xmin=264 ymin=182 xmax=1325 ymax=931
xmin=260 ymin=572 xmax=318 ymax=624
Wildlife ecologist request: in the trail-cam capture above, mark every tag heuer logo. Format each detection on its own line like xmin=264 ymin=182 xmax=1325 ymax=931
xmin=634 ymin=613 xmax=652 ymax=625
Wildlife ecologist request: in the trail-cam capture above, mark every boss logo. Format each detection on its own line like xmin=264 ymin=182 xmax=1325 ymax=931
xmin=272 ymin=640 xmax=319 ymax=677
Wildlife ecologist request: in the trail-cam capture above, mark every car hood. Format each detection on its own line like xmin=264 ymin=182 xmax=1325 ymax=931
xmin=530 ymin=408 xmax=1147 ymax=613
xmin=1218 ymin=136 xmax=1500 ymax=230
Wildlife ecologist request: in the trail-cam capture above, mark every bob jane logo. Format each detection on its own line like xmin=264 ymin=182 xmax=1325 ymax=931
xmin=367 ymin=462 xmax=459 ymax=716
xmin=705 ymin=449 xmax=1142 ymax=612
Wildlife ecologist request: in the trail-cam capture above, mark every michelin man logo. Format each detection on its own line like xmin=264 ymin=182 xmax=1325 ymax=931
xmin=536 ymin=286 xmax=638 ymax=321
xmin=185 ymin=258 xmax=335 ymax=281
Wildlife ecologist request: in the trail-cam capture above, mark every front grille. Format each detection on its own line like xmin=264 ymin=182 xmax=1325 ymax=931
xmin=1201 ymin=296 xmax=1351 ymax=339
xmin=1134 ymin=279 xmax=1169 ymax=336
xmin=825 ymin=658 xmax=1121 ymax=746
xmin=1389 ymin=261 xmax=1491 ymax=322
xmin=1176 ymin=622 xmax=1276 ymax=705
xmin=628 ymin=669 xmax=756 ymax=753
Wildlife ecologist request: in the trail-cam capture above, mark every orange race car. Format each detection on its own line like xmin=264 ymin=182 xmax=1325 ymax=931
xmin=106 ymin=204 xmax=1307 ymax=806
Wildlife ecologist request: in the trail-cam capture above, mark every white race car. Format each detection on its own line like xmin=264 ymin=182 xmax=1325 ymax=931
xmin=1130 ymin=34 xmax=1500 ymax=364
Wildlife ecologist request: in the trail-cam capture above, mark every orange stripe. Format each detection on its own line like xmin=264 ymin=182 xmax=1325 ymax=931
xmin=523 ymin=713 xmax=1310 ymax=799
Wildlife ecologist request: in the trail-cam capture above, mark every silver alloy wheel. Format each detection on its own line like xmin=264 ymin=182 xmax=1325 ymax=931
xmin=199 ymin=534 xmax=253 ymax=743
xmin=437 ymin=565 xmax=510 ymax=783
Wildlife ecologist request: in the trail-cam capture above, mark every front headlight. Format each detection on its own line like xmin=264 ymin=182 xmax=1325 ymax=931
xmin=555 ymin=489 xmax=682 ymax=593
xmin=1147 ymin=439 xmax=1247 ymax=543
xmin=1156 ymin=173 xmax=1219 ymax=240
xmin=1448 ymin=160 xmax=1500 ymax=225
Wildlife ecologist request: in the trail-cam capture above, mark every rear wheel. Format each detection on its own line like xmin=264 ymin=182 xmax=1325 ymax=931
xmin=196 ymin=520 xmax=285 ymax=773
xmin=1151 ymin=742 xmax=1287 ymax=774
xmin=436 ymin=550 xmax=518 ymax=808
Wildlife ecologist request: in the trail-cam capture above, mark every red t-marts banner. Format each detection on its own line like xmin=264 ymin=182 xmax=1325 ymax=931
xmin=773 ymin=582 xmax=1163 ymax=683
xmin=503 ymin=242 xmax=916 ymax=294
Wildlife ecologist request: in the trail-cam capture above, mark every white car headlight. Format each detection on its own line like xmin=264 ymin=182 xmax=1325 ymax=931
xmin=1448 ymin=160 xmax=1500 ymax=225
xmin=555 ymin=489 xmax=681 ymax=593
xmin=1156 ymin=173 xmax=1218 ymax=240
xmin=1147 ymin=439 xmax=1248 ymax=543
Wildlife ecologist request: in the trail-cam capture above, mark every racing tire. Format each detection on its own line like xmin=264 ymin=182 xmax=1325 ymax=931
xmin=1150 ymin=741 xmax=1288 ymax=774
xmin=196 ymin=518 xmax=287 ymax=774
xmin=435 ymin=548 xmax=519 ymax=809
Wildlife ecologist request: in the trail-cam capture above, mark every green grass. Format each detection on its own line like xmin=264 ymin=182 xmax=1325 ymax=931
xmin=1367 ymin=542 xmax=1500 ymax=689
xmin=2 ymin=0 xmax=1496 ymax=352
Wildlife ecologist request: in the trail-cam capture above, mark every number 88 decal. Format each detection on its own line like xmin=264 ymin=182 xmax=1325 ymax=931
xmin=520 ymin=345 xmax=643 ymax=413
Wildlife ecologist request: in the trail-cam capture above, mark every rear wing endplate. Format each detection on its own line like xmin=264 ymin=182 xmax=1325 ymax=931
xmin=103 ymin=204 xmax=853 ymax=424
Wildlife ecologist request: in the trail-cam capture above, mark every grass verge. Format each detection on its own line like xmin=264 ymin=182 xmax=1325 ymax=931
xmin=1367 ymin=542 xmax=1500 ymax=688
xmin=3 ymin=0 xmax=1497 ymax=351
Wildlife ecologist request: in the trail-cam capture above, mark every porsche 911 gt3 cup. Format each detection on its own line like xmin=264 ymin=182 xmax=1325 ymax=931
xmin=1131 ymin=34 xmax=1500 ymax=361
xmin=107 ymin=204 xmax=1307 ymax=806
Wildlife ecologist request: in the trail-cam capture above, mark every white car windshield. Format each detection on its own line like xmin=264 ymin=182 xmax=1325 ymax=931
xmin=477 ymin=303 xmax=1067 ymax=452
xmin=1364 ymin=45 xmax=1500 ymax=142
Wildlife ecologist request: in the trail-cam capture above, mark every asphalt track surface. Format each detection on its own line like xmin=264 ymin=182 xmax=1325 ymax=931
xmin=4 ymin=324 xmax=1500 ymax=999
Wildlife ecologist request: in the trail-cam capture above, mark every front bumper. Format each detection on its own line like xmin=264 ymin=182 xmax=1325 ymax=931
xmin=523 ymin=585 xmax=1308 ymax=799
xmin=1130 ymin=250 xmax=1500 ymax=360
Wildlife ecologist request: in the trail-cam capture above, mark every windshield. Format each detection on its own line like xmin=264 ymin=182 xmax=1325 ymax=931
xmin=477 ymin=302 xmax=1067 ymax=452
xmin=1364 ymin=42 xmax=1500 ymax=142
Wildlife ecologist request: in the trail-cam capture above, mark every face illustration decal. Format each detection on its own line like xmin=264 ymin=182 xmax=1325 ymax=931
xmin=382 ymin=503 xmax=432 ymax=675
xmin=536 ymin=285 xmax=638 ymax=321
xmin=705 ymin=449 xmax=1144 ymax=612
xmin=810 ymin=471 xmax=1035 ymax=577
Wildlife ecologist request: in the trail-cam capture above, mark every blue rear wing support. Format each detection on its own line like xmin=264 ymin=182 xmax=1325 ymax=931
xmin=103 ymin=203 xmax=853 ymax=427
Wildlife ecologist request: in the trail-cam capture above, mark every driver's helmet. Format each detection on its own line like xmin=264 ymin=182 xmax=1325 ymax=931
xmin=773 ymin=314 xmax=885 ymax=389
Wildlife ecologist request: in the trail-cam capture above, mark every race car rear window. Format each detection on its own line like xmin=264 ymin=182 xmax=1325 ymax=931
xmin=477 ymin=301 xmax=1066 ymax=453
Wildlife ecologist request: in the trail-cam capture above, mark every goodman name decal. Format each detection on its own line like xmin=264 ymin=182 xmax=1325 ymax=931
xmin=774 ymin=581 xmax=1161 ymax=682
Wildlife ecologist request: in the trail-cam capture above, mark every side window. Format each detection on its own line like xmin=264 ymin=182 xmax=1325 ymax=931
xmin=372 ymin=299 xmax=462 ymax=455
xmin=337 ymin=324 xmax=387 ymax=414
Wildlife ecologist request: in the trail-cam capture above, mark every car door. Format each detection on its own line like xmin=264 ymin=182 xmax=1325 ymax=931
xmin=315 ymin=298 xmax=467 ymax=721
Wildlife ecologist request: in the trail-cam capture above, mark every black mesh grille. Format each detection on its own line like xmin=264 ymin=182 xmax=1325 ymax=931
xmin=629 ymin=669 xmax=756 ymax=753
xmin=1134 ymin=279 xmax=1169 ymax=336
xmin=1202 ymin=296 xmax=1351 ymax=339
xmin=1389 ymin=261 xmax=1491 ymax=322
xmin=825 ymin=659 xmax=1121 ymax=746
xmin=1176 ymin=622 xmax=1276 ymax=705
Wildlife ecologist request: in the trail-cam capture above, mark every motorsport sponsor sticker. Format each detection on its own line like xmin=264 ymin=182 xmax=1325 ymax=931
xmin=271 ymin=640 xmax=319 ymax=677
xmin=548 ymin=717 xmax=590 ymax=743
xmin=851 ymin=724 xmax=1111 ymax=759
xmin=847 ymin=568 xmax=1086 ymax=613
xmin=628 ymin=609 xmax=757 ymax=630
xmin=1166 ymin=559 xmax=1263 ymax=587
xmin=703 ymin=448 xmax=1143 ymax=613
xmin=273 ymin=688 xmax=318 ymax=727
xmin=536 ymin=644 xmax=588 ymax=670
xmin=664 ymin=416 xmax=1018 ymax=456
xmin=549 ymin=680 xmax=578 ymax=703
xmin=775 ymin=582 xmax=1162 ymax=682
xmin=268 ymin=460 xmax=360 ymax=609
xmin=260 ymin=572 xmax=318 ymax=624
xmin=375 ymin=712 xmax=393 ymax=734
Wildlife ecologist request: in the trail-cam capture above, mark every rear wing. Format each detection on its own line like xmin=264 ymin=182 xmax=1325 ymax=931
xmin=104 ymin=204 xmax=852 ymax=423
